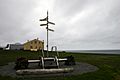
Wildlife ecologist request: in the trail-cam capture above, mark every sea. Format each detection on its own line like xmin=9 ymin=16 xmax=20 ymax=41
xmin=66 ymin=50 xmax=120 ymax=55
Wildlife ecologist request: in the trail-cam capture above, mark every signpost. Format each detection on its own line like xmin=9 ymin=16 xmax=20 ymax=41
xmin=39 ymin=11 xmax=55 ymax=57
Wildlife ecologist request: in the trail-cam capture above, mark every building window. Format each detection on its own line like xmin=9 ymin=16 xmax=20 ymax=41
xmin=30 ymin=46 xmax=32 ymax=49
xmin=31 ymin=42 xmax=33 ymax=44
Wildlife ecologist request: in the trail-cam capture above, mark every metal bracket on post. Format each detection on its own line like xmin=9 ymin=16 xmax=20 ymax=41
xmin=51 ymin=46 xmax=59 ymax=57
xmin=42 ymin=49 xmax=44 ymax=57
xmin=55 ymin=56 xmax=59 ymax=68
xmin=41 ymin=57 xmax=44 ymax=69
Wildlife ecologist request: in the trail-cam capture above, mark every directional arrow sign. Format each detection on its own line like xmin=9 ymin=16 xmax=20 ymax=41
xmin=40 ymin=24 xmax=47 ymax=26
xmin=39 ymin=17 xmax=48 ymax=21
xmin=46 ymin=27 xmax=54 ymax=32
xmin=48 ymin=21 xmax=55 ymax=25
xmin=48 ymin=28 xmax=54 ymax=32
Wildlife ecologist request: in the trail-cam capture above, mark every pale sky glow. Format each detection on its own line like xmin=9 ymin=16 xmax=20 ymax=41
xmin=0 ymin=0 xmax=120 ymax=50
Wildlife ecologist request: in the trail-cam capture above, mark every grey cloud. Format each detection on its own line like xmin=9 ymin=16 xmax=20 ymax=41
xmin=0 ymin=0 xmax=120 ymax=50
xmin=51 ymin=0 xmax=120 ymax=50
xmin=0 ymin=0 xmax=38 ymax=45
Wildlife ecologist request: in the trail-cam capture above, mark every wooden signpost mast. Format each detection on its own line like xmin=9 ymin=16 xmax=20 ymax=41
xmin=40 ymin=11 xmax=55 ymax=57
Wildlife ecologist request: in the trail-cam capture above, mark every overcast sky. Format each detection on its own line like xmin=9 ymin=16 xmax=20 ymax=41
xmin=0 ymin=0 xmax=120 ymax=50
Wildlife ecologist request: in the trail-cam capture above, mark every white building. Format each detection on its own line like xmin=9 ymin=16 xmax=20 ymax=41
xmin=5 ymin=43 xmax=23 ymax=50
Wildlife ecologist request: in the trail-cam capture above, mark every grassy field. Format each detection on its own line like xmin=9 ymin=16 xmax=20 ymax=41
xmin=0 ymin=50 xmax=120 ymax=80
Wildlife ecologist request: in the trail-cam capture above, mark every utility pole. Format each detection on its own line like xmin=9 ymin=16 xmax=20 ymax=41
xmin=46 ymin=11 xmax=49 ymax=57
xmin=39 ymin=11 xmax=55 ymax=57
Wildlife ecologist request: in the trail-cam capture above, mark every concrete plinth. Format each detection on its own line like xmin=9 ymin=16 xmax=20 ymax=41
xmin=16 ymin=68 xmax=74 ymax=75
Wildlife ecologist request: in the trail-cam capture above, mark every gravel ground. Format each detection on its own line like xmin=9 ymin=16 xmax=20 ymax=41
xmin=0 ymin=62 xmax=99 ymax=78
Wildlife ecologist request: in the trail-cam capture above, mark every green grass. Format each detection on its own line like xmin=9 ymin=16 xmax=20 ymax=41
xmin=0 ymin=50 xmax=120 ymax=80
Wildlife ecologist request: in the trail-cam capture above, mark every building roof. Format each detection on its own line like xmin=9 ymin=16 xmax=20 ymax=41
xmin=24 ymin=38 xmax=44 ymax=45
